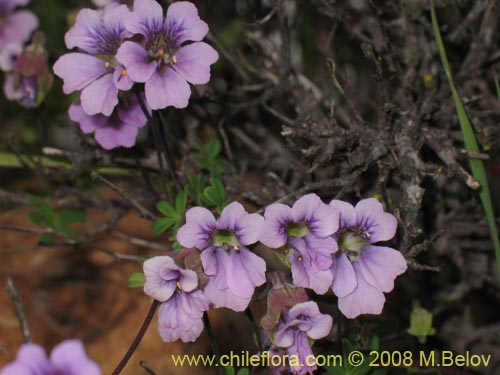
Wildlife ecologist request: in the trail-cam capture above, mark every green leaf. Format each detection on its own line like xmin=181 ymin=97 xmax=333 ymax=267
xmin=175 ymin=191 xmax=187 ymax=215
xmin=407 ymin=301 xmax=436 ymax=344
xmin=40 ymin=233 xmax=55 ymax=245
xmin=223 ymin=366 xmax=235 ymax=375
xmin=368 ymin=334 xmax=379 ymax=351
xmin=156 ymin=201 xmax=177 ymax=218
xmin=431 ymin=5 xmax=500 ymax=280
xmin=185 ymin=172 xmax=206 ymax=205
xmin=55 ymin=208 xmax=86 ymax=236
xmin=494 ymin=72 xmax=500 ymax=104
xmin=324 ymin=365 xmax=345 ymax=375
xmin=207 ymin=138 xmax=222 ymax=158
xmin=128 ymin=272 xmax=146 ymax=288
xmin=29 ymin=211 xmax=46 ymax=226
xmin=236 ymin=369 xmax=249 ymax=375
xmin=152 ymin=217 xmax=176 ymax=235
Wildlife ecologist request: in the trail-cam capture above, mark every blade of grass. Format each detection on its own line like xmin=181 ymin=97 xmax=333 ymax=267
xmin=493 ymin=71 xmax=500 ymax=103
xmin=0 ymin=152 xmax=131 ymax=175
xmin=431 ymin=3 xmax=500 ymax=278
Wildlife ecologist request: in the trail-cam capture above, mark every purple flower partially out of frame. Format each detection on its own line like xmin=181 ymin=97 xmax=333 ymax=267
xmin=116 ymin=0 xmax=218 ymax=110
xmin=92 ymin=0 xmax=131 ymax=7
xmin=0 ymin=0 xmax=38 ymax=52
xmin=273 ymin=301 xmax=333 ymax=375
xmin=68 ymin=93 xmax=149 ymax=150
xmin=3 ymin=73 xmax=37 ymax=107
xmin=329 ymin=198 xmax=407 ymax=318
xmin=177 ymin=202 xmax=266 ymax=311
xmin=260 ymin=193 xmax=339 ymax=294
xmin=53 ymin=4 xmax=133 ymax=116
xmin=143 ymin=256 xmax=209 ymax=343
xmin=0 ymin=340 xmax=101 ymax=375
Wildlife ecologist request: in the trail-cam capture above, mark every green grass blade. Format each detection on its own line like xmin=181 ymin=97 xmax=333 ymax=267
xmin=494 ymin=72 xmax=500 ymax=104
xmin=431 ymin=4 xmax=500 ymax=279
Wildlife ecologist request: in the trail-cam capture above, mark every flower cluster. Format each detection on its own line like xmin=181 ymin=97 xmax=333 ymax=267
xmin=143 ymin=194 xmax=406 ymax=375
xmin=53 ymin=0 xmax=218 ymax=149
xmin=0 ymin=339 xmax=101 ymax=375
xmin=0 ymin=0 xmax=52 ymax=107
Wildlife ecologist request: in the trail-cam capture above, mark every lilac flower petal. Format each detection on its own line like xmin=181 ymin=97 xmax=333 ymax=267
xmin=304 ymin=234 xmax=338 ymax=259
xmin=201 ymin=247 xmax=253 ymax=311
xmin=95 ymin=123 xmax=139 ymax=149
xmin=0 ymin=363 xmax=34 ymax=375
xmin=50 ymin=340 xmax=101 ymax=375
xmin=124 ymin=0 xmax=163 ymax=39
xmin=259 ymin=203 xmax=293 ymax=248
xmin=145 ymin=68 xmax=190 ymax=110
xmin=68 ymin=101 xmax=108 ymax=134
xmin=1 ymin=10 xmax=38 ymax=46
xmin=115 ymin=41 xmax=156 ymax=83
xmin=355 ymin=198 xmax=397 ymax=242
xmin=102 ymin=4 xmax=130 ymax=37
xmin=237 ymin=212 xmax=263 ymax=246
xmin=307 ymin=313 xmax=333 ymax=340
xmin=143 ymin=256 xmax=177 ymax=302
xmin=173 ymin=42 xmax=218 ymax=84
xmin=287 ymin=332 xmax=316 ymax=375
xmin=203 ymin=280 xmax=251 ymax=311
xmin=177 ymin=207 xmax=216 ymax=249
xmin=292 ymin=193 xmax=339 ymax=237
xmin=113 ymin=66 xmax=134 ymax=91
xmin=15 ymin=344 xmax=53 ymax=374
xmin=80 ymin=73 xmax=118 ymax=116
xmin=1 ymin=0 xmax=30 ymax=11
xmin=331 ymin=252 xmax=357 ymax=298
xmin=225 ymin=248 xmax=266 ymax=298
xmin=158 ymin=291 xmax=208 ymax=343
xmin=199 ymin=246 xmax=223 ymax=278
xmin=53 ymin=53 xmax=108 ymax=93
xmin=117 ymin=96 xmax=149 ymax=127
xmin=165 ymin=1 xmax=209 ymax=45
xmin=329 ymin=199 xmax=357 ymax=229
xmin=358 ymin=245 xmax=407 ymax=292
xmin=0 ymin=43 xmax=22 ymax=71
xmin=178 ymin=268 xmax=199 ymax=293
xmin=291 ymin=253 xmax=333 ymax=295
xmin=338 ymin=263 xmax=385 ymax=319
xmin=64 ymin=8 xmax=102 ymax=52
xmin=274 ymin=325 xmax=294 ymax=348
xmin=216 ymin=201 xmax=246 ymax=232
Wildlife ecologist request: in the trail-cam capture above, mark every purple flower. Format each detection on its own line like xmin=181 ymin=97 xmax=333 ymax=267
xmin=329 ymin=198 xmax=407 ymax=318
xmin=273 ymin=301 xmax=333 ymax=375
xmin=3 ymin=73 xmax=37 ymax=107
xmin=115 ymin=0 xmax=218 ymax=110
xmin=143 ymin=256 xmax=209 ymax=343
xmin=0 ymin=340 xmax=101 ymax=375
xmin=260 ymin=193 xmax=339 ymax=248
xmin=177 ymin=202 xmax=266 ymax=311
xmin=68 ymin=93 xmax=148 ymax=150
xmin=92 ymin=0 xmax=131 ymax=7
xmin=0 ymin=0 xmax=38 ymax=52
xmin=260 ymin=194 xmax=339 ymax=294
xmin=53 ymin=4 xmax=133 ymax=116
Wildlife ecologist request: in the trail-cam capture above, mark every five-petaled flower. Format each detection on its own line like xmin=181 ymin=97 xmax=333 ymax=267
xmin=143 ymin=255 xmax=209 ymax=343
xmin=0 ymin=340 xmax=101 ymax=375
xmin=177 ymin=201 xmax=266 ymax=311
xmin=260 ymin=193 xmax=339 ymax=294
xmin=329 ymin=198 xmax=407 ymax=318
xmin=273 ymin=301 xmax=333 ymax=375
xmin=53 ymin=3 xmax=133 ymax=116
xmin=116 ymin=0 xmax=218 ymax=110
